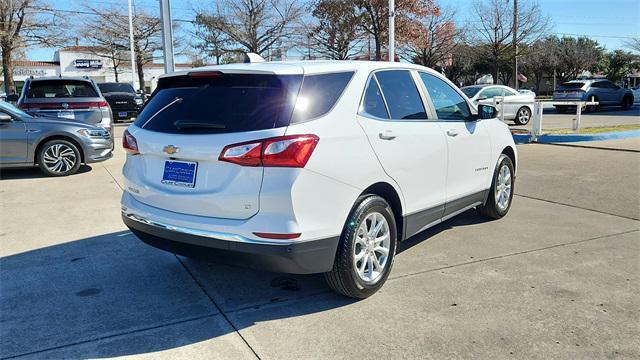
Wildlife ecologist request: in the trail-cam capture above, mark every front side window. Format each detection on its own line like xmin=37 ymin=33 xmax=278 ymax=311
xmin=419 ymin=72 xmax=472 ymax=121
xmin=290 ymin=72 xmax=354 ymax=123
xmin=360 ymin=76 xmax=389 ymax=119
xmin=27 ymin=80 xmax=98 ymax=98
xmin=375 ymin=70 xmax=427 ymax=120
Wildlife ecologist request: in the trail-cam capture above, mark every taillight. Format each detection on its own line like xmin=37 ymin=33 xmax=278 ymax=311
xmin=219 ymin=134 xmax=319 ymax=168
xmin=122 ymin=129 xmax=139 ymax=155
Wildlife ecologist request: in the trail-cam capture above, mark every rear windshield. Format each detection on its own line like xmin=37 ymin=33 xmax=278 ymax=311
xmin=135 ymin=72 xmax=353 ymax=134
xmin=98 ymin=83 xmax=135 ymax=94
xmin=461 ymin=86 xmax=482 ymax=97
xmin=558 ymin=82 xmax=585 ymax=89
xmin=27 ymin=80 xmax=98 ymax=98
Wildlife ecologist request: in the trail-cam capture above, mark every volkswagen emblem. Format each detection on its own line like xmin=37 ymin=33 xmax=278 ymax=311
xmin=163 ymin=145 xmax=179 ymax=155
xmin=62 ymin=103 xmax=69 ymax=109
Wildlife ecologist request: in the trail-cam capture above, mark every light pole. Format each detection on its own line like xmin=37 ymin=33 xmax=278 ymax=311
xmin=127 ymin=0 xmax=137 ymax=88
xmin=388 ymin=0 xmax=395 ymax=62
xmin=159 ymin=0 xmax=175 ymax=73
xmin=513 ymin=0 xmax=518 ymax=89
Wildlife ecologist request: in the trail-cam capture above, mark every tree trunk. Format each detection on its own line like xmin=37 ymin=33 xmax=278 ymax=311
xmin=374 ymin=35 xmax=381 ymax=61
xmin=114 ymin=65 xmax=119 ymax=82
xmin=2 ymin=47 xmax=15 ymax=95
xmin=136 ymin=59 xmax=145 ymax=96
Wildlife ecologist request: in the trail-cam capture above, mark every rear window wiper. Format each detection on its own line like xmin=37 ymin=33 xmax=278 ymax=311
xmin=141 ymin=97 xmax=183 ymax=128
xmin=173 ymin=120 xmax=227 ymax=130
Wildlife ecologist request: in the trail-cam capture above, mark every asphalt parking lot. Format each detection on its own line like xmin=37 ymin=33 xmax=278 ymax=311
xmin=1 ymin=124 xmax=639 ymax=359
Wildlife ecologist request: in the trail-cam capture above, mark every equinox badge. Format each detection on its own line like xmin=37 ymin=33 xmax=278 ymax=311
xmin=163 ymin=145 xmax=179 ymax=155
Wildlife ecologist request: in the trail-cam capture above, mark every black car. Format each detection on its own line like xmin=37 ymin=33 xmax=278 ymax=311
xmin=97 ymin=82 xmax=143 ymax=122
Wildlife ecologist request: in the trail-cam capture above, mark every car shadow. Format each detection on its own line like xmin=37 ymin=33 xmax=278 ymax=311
xmin=542 ymin=104 xmax=640 ymax=117
xmin=0 ymin=165 xmax=92 ymax=180
xmin=1 ymin=210 xmax=488 ymax=358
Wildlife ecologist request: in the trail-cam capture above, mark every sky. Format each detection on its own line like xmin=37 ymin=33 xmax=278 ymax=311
xmin=27 ymin=0 xmax=640 ymax=62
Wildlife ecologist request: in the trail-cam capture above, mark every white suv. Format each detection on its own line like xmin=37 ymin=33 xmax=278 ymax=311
xmin=121 ymin=61 xmax=517 ymax=298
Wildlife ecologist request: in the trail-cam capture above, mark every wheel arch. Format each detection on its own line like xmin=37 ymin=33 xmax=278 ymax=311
xmin=34 ymin=135 xmax=85 ymax=165
xmin=501 ymin=145 xmax=516 ymax=173
xmin=360 ymin=182 xmax=404 ymax=241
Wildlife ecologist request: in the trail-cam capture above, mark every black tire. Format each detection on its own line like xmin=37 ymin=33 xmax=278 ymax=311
xmin=586 ymin=96 xmax=599 ymax=112
xmin=478 ymin=154 xmax=515 ymax=219
xmin=324 ymin=195 xmax=397 ymax=299
xmin=555 ymin=106 xmax=567 ymax=114
xmin=621 ymin=95 xmax=633 ymax=110
xmin=37 ymin=139 xmax=82 ymax=177
xmin=514 ymin=106 xmax=531 ymax=125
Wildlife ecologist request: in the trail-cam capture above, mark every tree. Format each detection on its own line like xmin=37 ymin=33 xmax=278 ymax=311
xmin=81 ymin=7 xmax=163 ymax=95
xmin=553 ymin=36 xmax=604 ymax=83
xmin=469 ymin=0 xmax=550 ymax=84
xmin=603 ymin=50 xmax=640 ymax=84
xmin=193 ymin=14 xmax=229 ymax=65
xmin=79 ymin=12 xmax=128 ymax=82
xmin=305 ymin=0 xmax=364 ymax=60
xmin=355 ymin=0 xmax=436 ymax=61
xmin=401 ymin=5 xmax=461 ymax=69
xmin=194 ymin=0 xmax=303 ymax=57
xmin=624 ymin=37 xmax=640 ymax=53
xmin=520 ymin=37 xmax=560 ymax=92
xmin=0 ymin=0 xmax=66 ymax=94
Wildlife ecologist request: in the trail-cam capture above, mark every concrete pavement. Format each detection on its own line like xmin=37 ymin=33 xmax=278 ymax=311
xmin=1 ymin=128 xmax=638 ymax=359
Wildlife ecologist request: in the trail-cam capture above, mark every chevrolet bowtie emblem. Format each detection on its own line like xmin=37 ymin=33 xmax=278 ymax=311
xmin=163 ymin=145 xmax=179 ymax=155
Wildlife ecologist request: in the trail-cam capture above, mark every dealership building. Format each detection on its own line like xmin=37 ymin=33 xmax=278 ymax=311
xmin=2 ymin=46 xmax=194 ymax=94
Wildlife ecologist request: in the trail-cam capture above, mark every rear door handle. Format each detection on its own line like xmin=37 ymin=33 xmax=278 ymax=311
xmin=379 ymin=130 xmax=396 ymax=140
xmin=446 ymin=129 xmax=458 ymax=137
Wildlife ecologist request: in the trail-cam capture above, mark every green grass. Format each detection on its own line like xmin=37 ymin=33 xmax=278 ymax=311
xmin=543 ymin=124 xmax=640 ymax=135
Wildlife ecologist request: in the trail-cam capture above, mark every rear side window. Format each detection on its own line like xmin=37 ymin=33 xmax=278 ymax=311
xmin=360 ymin=76 xmax=389 ymax=119
xmin=479 ymin=87 xmax=503 ymax=99
xmin=375 ymin=70 xmax=427 ymax=120
xmin=135 ymin=74 xmax=302 ymax=134
xmin=419 ymin=72 xmax=472 ymax=121
xmin=291 ymin=72 xmax=353 ymax=123
xmin=27 ymin=80 xmax=98 ymax=98
xmin=559 ymin=82 xmax=584 ymax=89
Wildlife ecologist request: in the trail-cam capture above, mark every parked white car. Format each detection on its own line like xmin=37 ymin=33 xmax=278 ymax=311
xmin=121 ymin=61 xmax=517 ymax=298
xmin=462 ymin=84 xmax=535 ymax=125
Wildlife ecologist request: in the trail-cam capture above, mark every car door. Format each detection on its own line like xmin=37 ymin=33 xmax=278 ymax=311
xmin=500 ymin=87 xmax=522 ymax=119
xmin=0 ymin=111 xmax=28 ymax=164
xmin=418 ymin=72 xmax=492 ymax=217
xmin=356 ymin=69 xmax=448 ymax=235
xmin=477 ymin=87 xmax=507 ymax=117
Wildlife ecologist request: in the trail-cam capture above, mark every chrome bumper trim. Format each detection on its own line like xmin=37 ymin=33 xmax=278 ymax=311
xmin=122 ymin=211 xmax=297 ymax=246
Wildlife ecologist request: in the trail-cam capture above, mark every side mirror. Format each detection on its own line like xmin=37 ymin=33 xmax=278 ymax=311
xmin=0 ymin=113 xmax=13 ymax=122
xmin=478 ymin=104 xmax=497 ymax=119
xmin=5 ymin=94 xmax=19 ymax=102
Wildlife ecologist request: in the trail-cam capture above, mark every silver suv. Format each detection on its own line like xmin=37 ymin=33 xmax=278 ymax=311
xmin=11 ymin=77 xmax=113 ymax=133
xmin=553 ymin=79 xmax=634 ymax=113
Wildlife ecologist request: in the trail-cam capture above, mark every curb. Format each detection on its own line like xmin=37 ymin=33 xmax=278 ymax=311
xmin=512 ymin=129 xmax=640 ymax=144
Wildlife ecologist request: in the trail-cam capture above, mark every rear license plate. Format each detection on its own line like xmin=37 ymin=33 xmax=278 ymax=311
xmin=58 ymin=111 xmax=75 ymax=120
xmin=162 ymin=160 xmax=197 ymax=188
xmin=118 ymin=111 xmax=128 ymax=118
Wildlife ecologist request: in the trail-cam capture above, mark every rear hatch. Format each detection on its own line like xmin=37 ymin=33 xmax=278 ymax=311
xmin=553 ymin=82 xmax=586 ymax=100
xmin=125 ymin=70 xmax=303 ymax=219
xmin=21 ymin=79 xmax=109 ymax=125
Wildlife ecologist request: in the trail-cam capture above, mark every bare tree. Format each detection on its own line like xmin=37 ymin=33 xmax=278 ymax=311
xmin=194 ymin=0 xmax=303 ymax=57
xmin=81 ymin=7 xmax=162 ymax=94
xmin=401 ymin=5 xmax=461 ymax=69
xmin=79 ymin=12 xmax=128 ymax=82
xmin=624 ymin=37 xmax=640 ymax=53
xmin=0 ymin=0 xmax=66 ymax=94
xmin=469 ymin=0 xmax=550 ymax=84
xmin=304 ymin=0 xmax=364 ymax=60
xmin=355 ymin=0 xmax=436 ymax=61
xmin=193 ymin=14 xmax=229 ymax=64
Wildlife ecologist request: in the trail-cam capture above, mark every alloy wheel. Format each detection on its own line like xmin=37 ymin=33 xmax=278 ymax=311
xmin=42 ymin=143 xmax=77 ymax=174
xmin=353 ymin=212 xmax=391 ymax=284
xmin=518 ymin=108 xmax=530 ymax=124
xmin=495 ymin=164 xmax=512 ymax=211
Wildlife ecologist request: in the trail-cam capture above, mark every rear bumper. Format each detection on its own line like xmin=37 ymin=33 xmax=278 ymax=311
xmin=123 ymin=212 xmax=339 ymax=274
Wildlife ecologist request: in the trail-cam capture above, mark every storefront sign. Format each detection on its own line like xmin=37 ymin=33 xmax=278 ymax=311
xmin=13 ymin=68 xmax=48 ymax=77
xmin=74 ymin=59 xmax=102 ymax=69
